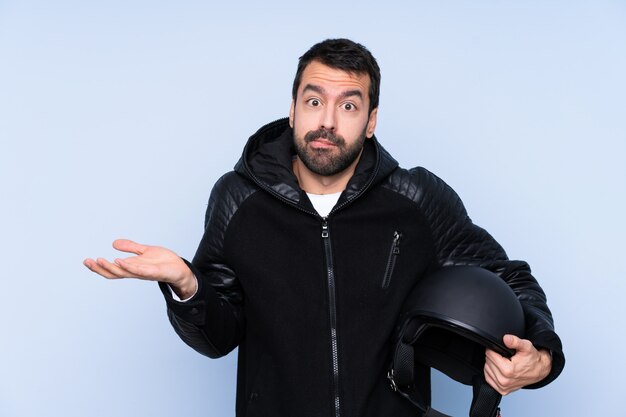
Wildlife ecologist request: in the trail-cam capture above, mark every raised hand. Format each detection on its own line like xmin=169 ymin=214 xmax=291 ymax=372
xmin=484 ymin=334 xmax=552 ymax=395
xmin=83 ymin=239 xmax=197 ymax=299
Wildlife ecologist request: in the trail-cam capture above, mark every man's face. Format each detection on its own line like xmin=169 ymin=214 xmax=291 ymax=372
xmin=290 ymin=61 xmax=378 ymax=177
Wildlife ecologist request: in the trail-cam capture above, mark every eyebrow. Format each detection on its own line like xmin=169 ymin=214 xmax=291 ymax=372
xmin=302 ymin=84 xmax=363 ymax=101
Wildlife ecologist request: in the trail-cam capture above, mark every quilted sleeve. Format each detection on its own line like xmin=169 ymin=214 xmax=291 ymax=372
xmin=408 ymin=166 xmax=565 ymax=389
xmin=158 ymin=171 xmax=258 ymax=358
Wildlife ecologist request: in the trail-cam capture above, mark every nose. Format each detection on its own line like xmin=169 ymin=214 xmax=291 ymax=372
xmin=320 ymin=106 xmax=336 ymax=131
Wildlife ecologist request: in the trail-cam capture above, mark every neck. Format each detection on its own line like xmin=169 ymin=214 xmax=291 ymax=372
xmin=292 ymin=155 xmax=361 ymax=195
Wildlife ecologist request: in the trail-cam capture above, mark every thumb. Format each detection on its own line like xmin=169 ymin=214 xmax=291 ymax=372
xmin=112 ymin=239 xmax=148 ymax=255
xmin=503 ymin=334 xmax=533 ymax=352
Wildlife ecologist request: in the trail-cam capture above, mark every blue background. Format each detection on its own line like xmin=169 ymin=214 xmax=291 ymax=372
xmin=1 ymin=1 xmax=624 ymax=416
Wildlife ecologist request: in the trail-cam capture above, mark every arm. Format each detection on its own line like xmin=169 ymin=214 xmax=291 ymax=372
xmin=84 ymin=237 xmax=242 ymax=358
xmin=84 ymin=172 xmax=257 ymax=359
xmin=158 ymin=259 xmax=243 ymax=359
xmin=409 ymin=167 xmax=565 ymax=392
xmin=158 ymin=172 xmax=259 ymax=358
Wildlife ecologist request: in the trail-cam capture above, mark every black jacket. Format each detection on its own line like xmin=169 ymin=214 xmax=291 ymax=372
xmin=159 ymin=118 xmax=564 ymax=417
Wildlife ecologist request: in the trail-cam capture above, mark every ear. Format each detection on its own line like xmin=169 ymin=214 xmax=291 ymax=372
xmin=366 ymin=108 xmax=378 ymax=138
xmin=289 ymin=100 xmax=295 ymax=128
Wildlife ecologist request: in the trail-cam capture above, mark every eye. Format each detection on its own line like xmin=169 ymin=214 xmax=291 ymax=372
xmin=307 ymin=98 xmax=321 ymax=107
xmin=342 ymin=102 xmax=356 ymax=111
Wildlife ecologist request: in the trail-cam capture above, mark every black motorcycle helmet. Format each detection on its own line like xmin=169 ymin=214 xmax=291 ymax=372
xmin=388 ymin=266 xmax=525 ymax=417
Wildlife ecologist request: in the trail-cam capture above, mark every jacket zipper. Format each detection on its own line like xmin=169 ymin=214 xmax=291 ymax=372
xmin=322 ymin=217 xmax=341 ymax=417
xmin=381 ymin=231 xmax=402 ymax=289
xmin=241 ymin=119 xmax=384 ymax=417
xmin=320 ymin=149 xmax=382 ymax=416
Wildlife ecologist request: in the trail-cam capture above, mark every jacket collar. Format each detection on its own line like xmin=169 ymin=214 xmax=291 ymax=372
xmin=235 ymin=118 xmax=398 ymax=211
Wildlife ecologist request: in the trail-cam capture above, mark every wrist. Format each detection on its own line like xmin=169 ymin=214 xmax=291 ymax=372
xmin=171 ymin=272 xmax=198 ymax=300
xmin=538 ymin=348 xmax=553 ymax=379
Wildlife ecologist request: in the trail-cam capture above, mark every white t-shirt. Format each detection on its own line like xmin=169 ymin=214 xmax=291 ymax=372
xmin=307 ymin=191 xmax=342 ymax=217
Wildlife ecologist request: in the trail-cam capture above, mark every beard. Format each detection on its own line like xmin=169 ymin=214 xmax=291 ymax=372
xmin=293 ymin=126 xmax=367 ymax=176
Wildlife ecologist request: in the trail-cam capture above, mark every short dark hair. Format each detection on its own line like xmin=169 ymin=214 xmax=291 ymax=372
xmin=292 ymin=38 xmax=381 ymax=114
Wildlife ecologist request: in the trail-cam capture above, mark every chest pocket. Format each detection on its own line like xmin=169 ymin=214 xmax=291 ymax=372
xmin=381 ymin=231 xmax=402 ymax=289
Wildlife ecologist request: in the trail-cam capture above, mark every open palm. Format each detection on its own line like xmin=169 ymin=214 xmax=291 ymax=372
xmin=84 ymin=239 xmax=196 ymax=298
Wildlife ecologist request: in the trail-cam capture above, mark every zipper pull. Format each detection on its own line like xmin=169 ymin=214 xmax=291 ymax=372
xmin=322 ymin=218 xmax=329 ymax=238
xmin=392 ymin=231 xmax=402 ymax=254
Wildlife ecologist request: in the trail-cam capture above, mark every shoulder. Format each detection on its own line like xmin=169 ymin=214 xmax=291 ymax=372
xmin=210 ymin=171 xmax=258 ymax=202
xmin=204 ymin=171 xmax=260 ymax=229
xmin=382 ymin=166 xmax=464 ymax=210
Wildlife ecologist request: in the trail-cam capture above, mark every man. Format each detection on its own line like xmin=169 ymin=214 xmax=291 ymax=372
xmin=84 ymin=39 xmax=564 ymax=416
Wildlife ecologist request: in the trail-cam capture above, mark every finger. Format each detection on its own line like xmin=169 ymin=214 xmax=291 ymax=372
xmin=485 ymin=348 xmax=502 ymax=362
xmin=83 ymin=258 xmax=97 ymax=269
xmin=483 ymin=362 xmax=507 ymax=396
xmin=483 ymin=358 xmax=498 ymax=381
xmin=112 ymin=239 xmax=149 ymax=256
xmin=114 ymin=258 xmax=161 ymax=281
xmin=96 ymin=257 xmax=137 ymax=278
xmin=84 ymin=258 xmax=123 ymax=279
xmin=503 ymin=334 xmax=534 ymax=352
xmin=485 ymin=361 xmax=520 ymax=396
xmin=485 ymin=348 xmax=512 ymax=367
xmin=485 ymin=348 xmax=514 ymax=381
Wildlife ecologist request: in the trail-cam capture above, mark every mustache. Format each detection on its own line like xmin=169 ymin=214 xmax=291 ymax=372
xmin=304 ymin=128 xmax=345 ymax=146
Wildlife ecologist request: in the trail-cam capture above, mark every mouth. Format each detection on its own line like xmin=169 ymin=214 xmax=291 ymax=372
xmin=304 ymin=128 xmax=343 ymax=149
xmin=309 ymin=138 xmax=338 ymax=149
